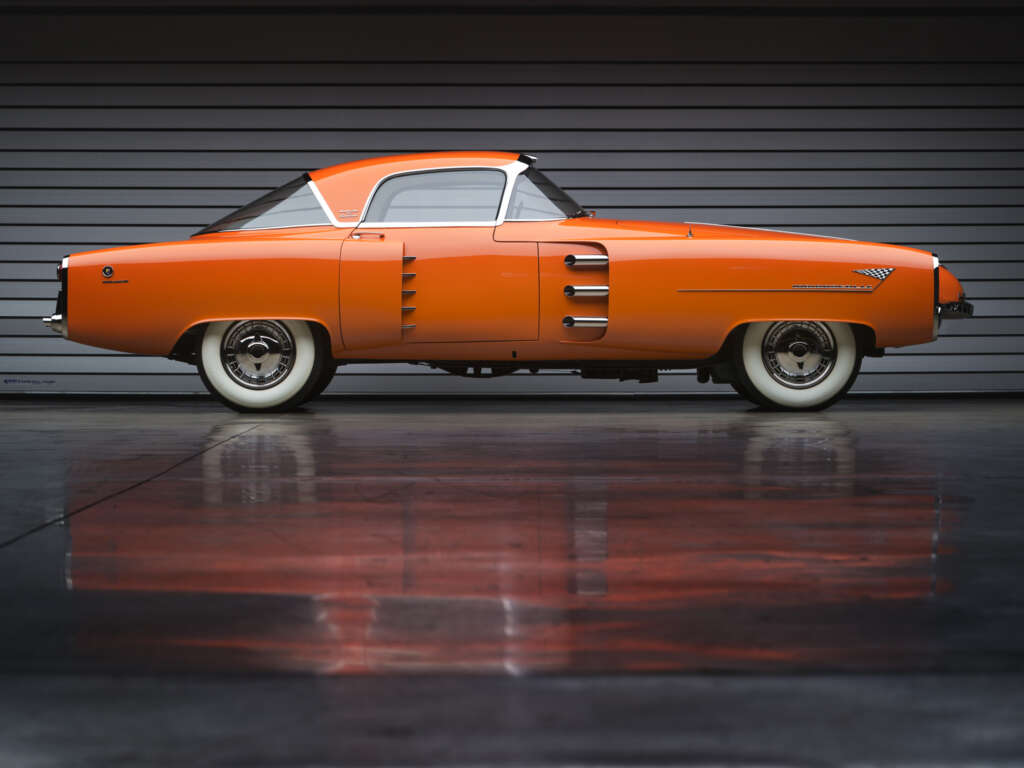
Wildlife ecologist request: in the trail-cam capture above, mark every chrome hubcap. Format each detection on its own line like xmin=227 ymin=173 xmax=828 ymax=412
xmin=761 ymin=321 xmax=836 ymax=389
xmin=221 ymin=320 xmax=295 ymax=390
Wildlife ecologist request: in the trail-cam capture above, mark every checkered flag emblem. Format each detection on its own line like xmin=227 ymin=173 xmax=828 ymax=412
xmin=853 ymin=267 xmax=894 ymax=281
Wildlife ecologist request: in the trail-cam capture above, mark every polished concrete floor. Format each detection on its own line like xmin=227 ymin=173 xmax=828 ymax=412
xmin=1 ymin=396 xmax=1023 ymax=765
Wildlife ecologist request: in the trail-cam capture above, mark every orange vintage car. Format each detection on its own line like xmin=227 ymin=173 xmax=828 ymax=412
xmin=42 ymin=151 xmax=973 ymax=412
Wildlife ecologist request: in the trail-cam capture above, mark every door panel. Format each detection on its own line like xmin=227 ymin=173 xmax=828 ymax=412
xmin=357 ymin=226 xmax=538 ymax=344
xmin=339 ymin=237 xmax=404 ymax=349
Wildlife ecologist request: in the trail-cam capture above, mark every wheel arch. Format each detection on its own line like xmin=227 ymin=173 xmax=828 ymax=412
xmin=716 ymin=319 xmax=879 ymax=359
xmin=167 ymin=317 xmax=335 ymax=364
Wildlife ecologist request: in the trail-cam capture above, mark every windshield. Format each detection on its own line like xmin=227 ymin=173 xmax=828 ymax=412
xmin=506 ymin=168 xmax=586 ymax=220
xmin=195 ymin=175 xmax=330 ymax=235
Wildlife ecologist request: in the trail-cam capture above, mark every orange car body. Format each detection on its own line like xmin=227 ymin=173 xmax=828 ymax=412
xmin=54 ymin=151 xmax=968 ymax=367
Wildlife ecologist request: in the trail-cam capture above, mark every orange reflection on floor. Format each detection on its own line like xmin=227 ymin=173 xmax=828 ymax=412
xmin=65 ymin=412 xmax=950 ymax=673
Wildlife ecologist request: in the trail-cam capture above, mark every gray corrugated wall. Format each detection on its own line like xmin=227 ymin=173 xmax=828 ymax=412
xmin=1 ymin=4 xmax=1022 ymax=395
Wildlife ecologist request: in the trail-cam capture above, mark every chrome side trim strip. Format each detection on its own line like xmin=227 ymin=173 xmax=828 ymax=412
xmin=564 ymin=285 xmax=610 ymax=297
xmin=677 ymin=286 xmax=874 ymax=293
xmin=565 ymin=254 xmax=609 ymax=267
xmin=563 ymin=316 xmax=608 ymax=328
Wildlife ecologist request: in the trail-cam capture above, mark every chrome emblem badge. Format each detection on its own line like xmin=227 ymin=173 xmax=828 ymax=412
xmin=101 ymin=265 xmax=114 ymax=278
xmin=852 ymin=267 xmax=894 ymax=282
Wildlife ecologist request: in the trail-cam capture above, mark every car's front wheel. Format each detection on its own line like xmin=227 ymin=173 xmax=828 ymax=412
xmin=732 ymin=320 xmax=861 ymax=410
xmin=197 ymin=319 xmax=326 ymax=412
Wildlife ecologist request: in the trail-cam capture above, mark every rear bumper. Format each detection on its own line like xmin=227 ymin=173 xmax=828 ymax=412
xmin=932 ymin=258 xmax=972 ymax=336
xmin=42 ymin=256 xmax=69 ymax=337
xmin=939 ymin=300 xmax=974 ymax=319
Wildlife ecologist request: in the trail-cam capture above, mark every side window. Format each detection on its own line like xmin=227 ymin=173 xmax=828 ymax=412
xmin=506 ymin=168 xmax=581 ymax=221
xmin=364 ymin=169 xmax=506 ymax=224
xmin=196 ymin=175 xmax=330 ymax=235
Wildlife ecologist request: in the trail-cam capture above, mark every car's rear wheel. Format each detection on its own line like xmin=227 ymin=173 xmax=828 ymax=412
xmin=197 ymin=319 xmax=326 ymax=412
xmin=733 ymin=321 xmax=861 ymax=411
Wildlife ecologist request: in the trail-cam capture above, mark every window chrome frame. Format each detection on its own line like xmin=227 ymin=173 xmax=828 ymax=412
xmin=308 ymin=159 xmax=534 ymax=229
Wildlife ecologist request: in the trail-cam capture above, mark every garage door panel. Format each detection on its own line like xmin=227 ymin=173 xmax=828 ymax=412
xmin=0 ymin=9 xmax=1020 ymax=395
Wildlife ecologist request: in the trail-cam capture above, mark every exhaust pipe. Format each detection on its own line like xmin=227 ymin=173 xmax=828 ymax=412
xmin=42 ymin=313 xmax=66 ymax=337
xmin=563 ymin=315 xmax=608 ymax=328
xmin=564 ymin=254 xmax=608 ymax=267
xmin=564 ymin=285 xmax=609 ymax=297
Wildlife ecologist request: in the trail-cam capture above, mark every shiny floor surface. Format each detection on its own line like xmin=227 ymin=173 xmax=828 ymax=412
xmin=2 ymin=396 xmax=1023 ymax=765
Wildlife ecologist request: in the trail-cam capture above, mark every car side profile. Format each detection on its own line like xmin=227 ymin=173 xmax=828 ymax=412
xmin=43 ymin=151 xmax=973 ymax=412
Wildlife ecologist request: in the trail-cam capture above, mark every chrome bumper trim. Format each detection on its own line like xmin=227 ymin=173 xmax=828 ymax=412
xmin=939 ymin=300 xmax=974 ymax=319
xmin=42 ymin=313 xmax=66 ymax=337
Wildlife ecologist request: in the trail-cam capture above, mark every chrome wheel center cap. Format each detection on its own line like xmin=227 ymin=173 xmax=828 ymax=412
xmin=789 ymin=341 xmax=810 ymax=358
xmin=761 ymin=321 xmax=836 ymax=389
xmin=221 ymin=321 xmax=295 ymax=390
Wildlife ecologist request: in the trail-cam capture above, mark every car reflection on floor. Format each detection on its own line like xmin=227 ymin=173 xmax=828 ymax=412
xmin=60 ymin=408 xmax=951 ymax=675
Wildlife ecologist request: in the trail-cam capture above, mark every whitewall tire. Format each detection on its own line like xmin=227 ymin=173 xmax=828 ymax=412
xmin=733 ymin=321 xmax=861 ymax=411
xmin=197 ymin=319 xmax=325 ymax=412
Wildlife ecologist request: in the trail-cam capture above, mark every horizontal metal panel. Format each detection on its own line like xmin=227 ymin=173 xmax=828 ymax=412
xmin=1 ymin=282 xmax=58 ymax=300
xmin=584 ymin=208 xmax=1024 ymax=226
xmin=553 ymin=169 xmax=1024 ymax=188
xmin=1 ymin=356 xmax=193 ymax=374
xmin=0 ymin=40 xmax=1020 ymax=394
xmin=938 ymin=262 xmax=1024 ymax=280
xmin=0 ymin=189 xmax=263 ymax=207
xmin=945 ymin=281 xmax=1024 ymax=299
xmin=0 ymin=263 xmax=59 ymax=280
xmin=0 ymin=337 xmax=131 ymax=355
xmin=862 ymin=355 xmax=1024 ymax=373
xmin=5 ymin=62 xmax=1024 ymax=86
xmin=0 ymin=318 xmax=64 ymax=336
xmin=0 ymin=246 xmax=134 ymax=260
xmin=8 ymin=14 xmax=1018 ymax=63
xmin=912 ymin=245 xmax=1024 ymax=262
xmin=6 ymin=107 xmax=1024 ymax=131
xmin=5 ymin=185 xmax=1023 ymax=209
xmin=0 ymin=226 xmax=192 ymax=243
xmin=2 ymin=300 xmax=59 ymax=316
xmin=0 ymin=208 xmax=222 ymax=225
xmin=3 ymin=84 xmax=1023 ymax=109
xmin=850 ymin=372 xmax=1024 ymax=392
xmin=577 ymin=223 xmax=1024 ymax=243
xmin=3 ymin=150 xmax=1022 ymax=172
xmin=897 ymin=336 xmax=1024 ymax=355
xmin=574 ymin=189 xmax=1024 ymax=206
xmin=4 ymin=131 xmax=1023 ymax=152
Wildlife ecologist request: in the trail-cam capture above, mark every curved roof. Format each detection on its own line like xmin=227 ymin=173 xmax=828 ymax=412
xmin=310 ymin=151 xmax=520 ymax=182
xmin=310 ymin=152 xmax=522 ymax=223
